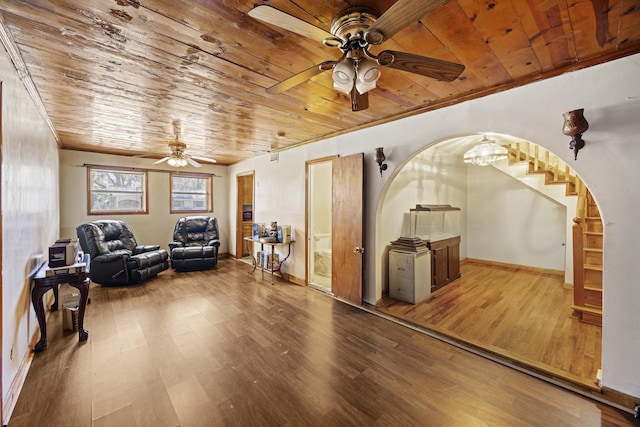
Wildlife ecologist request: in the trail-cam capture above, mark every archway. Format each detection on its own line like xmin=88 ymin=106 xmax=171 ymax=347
xmin=374 ymin=132 xmax=603 ymax=389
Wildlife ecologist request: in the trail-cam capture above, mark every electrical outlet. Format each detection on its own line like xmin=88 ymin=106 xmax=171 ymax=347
xmin=9 ymin=347 xmax=13 ymax=361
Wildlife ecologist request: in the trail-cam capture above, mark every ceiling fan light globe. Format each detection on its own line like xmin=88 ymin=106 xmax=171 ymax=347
xmin=332 ymin=60 xmax=355 ymax=85
xmin=333 ymin=81 xmax=354 ymax=95
xmin=167 ymin=156 xmax=187 ymax=167
xmin=357 ymin=60 xmax=381 ymax=84
xmin=333 ymin=71 xmax=352 ymax=85
xmin=355 ymin=80 xmax=376 ymax=95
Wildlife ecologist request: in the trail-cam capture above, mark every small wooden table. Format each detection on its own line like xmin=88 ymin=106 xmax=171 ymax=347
xmin=244 ymin=237 xmax=293 ymax=284
xmin=31 ymin=255 xmax=91 ymax=352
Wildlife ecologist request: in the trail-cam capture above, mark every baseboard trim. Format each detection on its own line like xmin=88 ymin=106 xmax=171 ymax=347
xmin=2 ymin=300 xmax=49 ymax=426
xmin=287 ymin=274 xmax=305 ymax=286
xmin=465 ymin=257 xmax=564 ymax=278
xmin=2 ymin=347 xmax=34 ymax=426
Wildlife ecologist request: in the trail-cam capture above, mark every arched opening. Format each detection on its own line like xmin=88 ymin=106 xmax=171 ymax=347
xmin=374 ymin=132 xmax=603 ymax=389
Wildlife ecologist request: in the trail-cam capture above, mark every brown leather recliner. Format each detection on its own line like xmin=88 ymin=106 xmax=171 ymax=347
xmin=169 ymin=216 xmax=220 ymax=271
xmin=76 ymin=220 xmax=169 ymax=286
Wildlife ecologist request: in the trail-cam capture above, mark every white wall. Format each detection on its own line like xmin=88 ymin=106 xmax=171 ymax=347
xmin=467 ymin=164 xmax=566 ymax=270
xmin=377 ymin=145 xmax=468 ymax=295
xmin=1 ymin=50 xmax=60 ymax=416
xmin=228 ymin=54 xmax=640 ymax=399
xmin=59 ymin=150 xmax=229 ymax=253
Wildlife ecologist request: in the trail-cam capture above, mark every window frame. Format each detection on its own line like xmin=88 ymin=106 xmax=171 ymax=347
xmin=87 ymin=166 xmax=149 ymax=215
xmin=169 ymin=173 xmax=213 ymax=214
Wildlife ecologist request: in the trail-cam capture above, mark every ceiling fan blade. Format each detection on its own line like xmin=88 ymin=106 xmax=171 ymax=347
xmin=267 ymin=60 xmax=337 ymax=94
xmin=249 ymin=5 xmax=334 ymax=42
xmin=350 ymin=87 xmax=369 ymax=112
xmin=192 ymin=155 xmax=217 ymax=164
xmin=186 ymin=157 xmax=202 ymax=168
xmin=153 ymin=157 xmax=169 ymax=164
xmin=377 ymin=50 xmax=464 ymax=82
xmin=365 ymin=0 xmax=448 ymax=44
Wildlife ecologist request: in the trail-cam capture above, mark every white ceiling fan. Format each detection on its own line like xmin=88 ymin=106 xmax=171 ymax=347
xmin=153 ymin=135 xmax=217 ymax=168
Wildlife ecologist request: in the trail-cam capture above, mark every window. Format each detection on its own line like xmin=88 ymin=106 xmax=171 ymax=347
xmin=88 ymin=167 xmax=148 ymax=214
xmin=170 ymin=174 xmax=213 ymax=213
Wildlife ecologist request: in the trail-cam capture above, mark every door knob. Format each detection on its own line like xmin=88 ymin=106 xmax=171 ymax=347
xmin=353 ymin=247 xmax=365 ymax=253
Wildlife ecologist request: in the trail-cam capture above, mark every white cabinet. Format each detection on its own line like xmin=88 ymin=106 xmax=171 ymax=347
xmin=388 ymin=249 xmax=431 ymax=304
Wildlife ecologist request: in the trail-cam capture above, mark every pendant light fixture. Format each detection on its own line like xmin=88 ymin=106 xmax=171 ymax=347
xmin=463 ymin=135 xmax=508 ymax=166
xmin=332 ymin=56 xmax=381 ymax=95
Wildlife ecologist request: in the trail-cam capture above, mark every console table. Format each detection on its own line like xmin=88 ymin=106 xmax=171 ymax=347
xmin=31 ymin=254 xmax=90 ymax=352
xmin=244 ymin=237 xmax=293 ymax=284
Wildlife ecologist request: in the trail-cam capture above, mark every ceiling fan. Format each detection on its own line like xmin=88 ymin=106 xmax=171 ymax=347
xmin=248 ymin=0 xmax=465 ymax=111
xmin=153 ymin=136 xmax=217 ymax=168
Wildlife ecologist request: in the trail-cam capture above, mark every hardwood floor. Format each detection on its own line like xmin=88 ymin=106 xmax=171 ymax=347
xmin=377 ymin=260 xmax=602 ymax=390
xmin=9 ymin=259 xmax=634 ymax=426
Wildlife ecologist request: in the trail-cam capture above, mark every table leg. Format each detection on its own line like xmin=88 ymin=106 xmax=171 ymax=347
xmin=51 ymin=284 xmax=59 ymax=312
xmin=260 ymin=243 xmax=265 ymax=281
xmin=271 ymin=245 xmax=279 ymax=284
xmin=246 ymin=239 xmax=257 ymax=273
xmin=68 ymin=278 xmax=90 ymax=342
xmin=31 ymin=285 xmax=50 ymax=352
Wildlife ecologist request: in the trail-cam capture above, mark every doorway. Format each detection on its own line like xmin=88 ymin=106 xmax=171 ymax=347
xmin=307 ymin=159 xmax=333 ymax=293
xmin=235 ymin=172 xmax=254 ymax=261
xmin=375 ymin=134 xmax=602 ymax=388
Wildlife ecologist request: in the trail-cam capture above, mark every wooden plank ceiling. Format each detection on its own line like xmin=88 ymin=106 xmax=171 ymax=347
xmin=1 ymin=0 xmax=639 ymax=165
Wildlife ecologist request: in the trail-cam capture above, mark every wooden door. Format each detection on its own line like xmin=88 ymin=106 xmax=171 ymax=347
xmin=331 ymin=153 xmax=364 ymax=305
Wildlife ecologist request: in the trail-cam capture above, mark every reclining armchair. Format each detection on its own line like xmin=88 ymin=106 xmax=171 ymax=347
xmin=76 ymin=220 xmax=169 ymax=286
xmin=169 ymin=216 xmax=220 ymax=271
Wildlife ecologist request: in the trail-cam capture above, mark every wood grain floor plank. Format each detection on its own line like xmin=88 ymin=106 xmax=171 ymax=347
xmin=378 ymin=260 xmax=603 ymax=389
xmin=9 ymin=259 xmax=635 ymax=426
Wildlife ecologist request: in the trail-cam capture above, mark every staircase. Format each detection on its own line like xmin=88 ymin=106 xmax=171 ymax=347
xmin=506 ymin=142 xmax=578 ymax=196
xmin=571 ymin=189 xmax=603 ymax=325
xmin=505 ymin=142 xmax=603 ymax=326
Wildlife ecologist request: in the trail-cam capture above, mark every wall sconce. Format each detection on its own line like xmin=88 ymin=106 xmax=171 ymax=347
xmin=375 ymin=147 xmax=388 ymax=177
xmin=562 ymin=108 xmax=589 ymax=160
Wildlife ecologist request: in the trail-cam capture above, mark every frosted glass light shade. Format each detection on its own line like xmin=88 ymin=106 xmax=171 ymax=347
xmin=355 ymin=59 xmax=380 ymax=94
xmin=167 ymin=156 xmax=188 ymax=167
xmin=332 ymin=60 xmax=355 ymax=94
xmin=463 ymin=136 xmax=508 ymax=166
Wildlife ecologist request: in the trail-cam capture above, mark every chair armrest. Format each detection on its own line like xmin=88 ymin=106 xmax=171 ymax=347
xmin=168 ymin=242 xmax=184 ymax=251
xmin=133 ymin=245 xmax=161 ymax=255
xmin=93 ymin=252 xmax=129 ymax=264
xmin=207 ymin=239 xmax=221 ymax=248
xmin=90 ymin=252 xmax=130 ymax=284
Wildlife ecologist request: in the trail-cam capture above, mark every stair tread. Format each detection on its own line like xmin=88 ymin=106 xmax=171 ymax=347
xmin=571 ymin=304 xmax=602 ymax=315
xmin=584 ymin=284 xmax=603 ymax=292
xmin=583 ymin=248 xmax=603 ymax=253
xmin=584 ymin=231 xmax=603 ymax=236
xmin=584 ymin=264 xmax=603 ymax=271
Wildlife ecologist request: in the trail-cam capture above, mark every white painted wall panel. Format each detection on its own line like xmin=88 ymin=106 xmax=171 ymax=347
xmin=1 ymin=49 xmax=59 ymax=409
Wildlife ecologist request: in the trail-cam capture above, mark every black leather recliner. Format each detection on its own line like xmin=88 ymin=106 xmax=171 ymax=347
xmin=76 ymin=220 xmax=169 ymax=286
xmin=169 ymin=216 xmax=220 ymax=271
